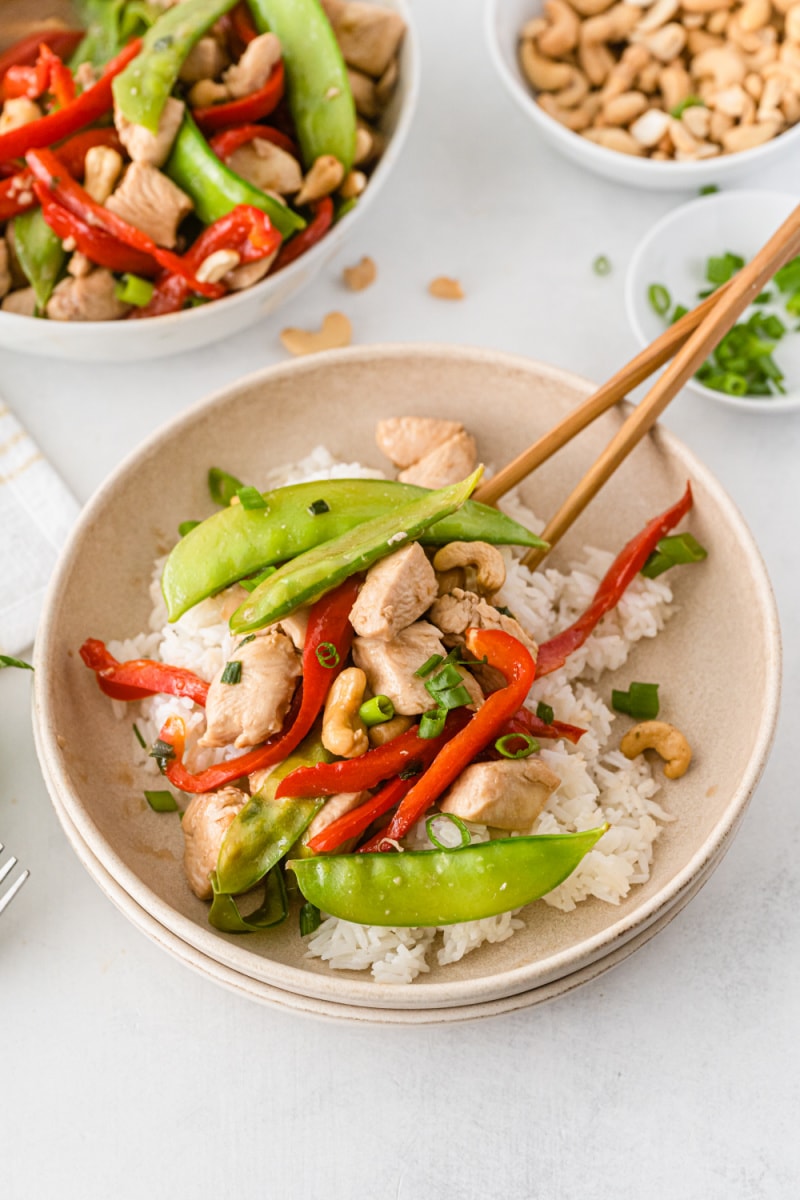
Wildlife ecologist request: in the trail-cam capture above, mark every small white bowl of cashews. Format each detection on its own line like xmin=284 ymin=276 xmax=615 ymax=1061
xmin=487 ymin=0 xmax=800 ymax=189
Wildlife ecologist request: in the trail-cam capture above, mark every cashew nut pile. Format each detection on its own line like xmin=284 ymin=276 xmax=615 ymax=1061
xmin=519 ymin=0 xmax=800 ymax=160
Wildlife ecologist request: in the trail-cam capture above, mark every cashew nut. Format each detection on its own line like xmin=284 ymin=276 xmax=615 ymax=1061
xmin=579 ymin=37 xmax=616 ymax=85
xmin=721 ymin=117 xmax=781 ymax=149
xmin=322 ymin=667 xmax=369 ymax=758
xmin=633 ymin=22 xmax=687 ymax=62
xmin=692 ymin=45 xmax=747 ymax=88
xmin=739 ymin=0 xmax=771 ymax=28
xmin=428 ymin=276 xmax=465 ymax=300
xmin=630 ymin=106 xmax=671 ymax=143
xmin=583 ymin=125 xmax=645 ymax=151
xmin=635 ymin=0 xmax=680 ymax=34
xmin=339 ymin=168 xmax=367 ymax=199
xmin=555 ymin=66 xmax=591 ymax=108
xmin=343 ymin=255 xmax=377 ymax=291
xmin=280 ymin=312 xmax=353 ymax=356
xmin=619 ymin=720 xmax=692 ymax=779
xmin=658 ymin=62 xmax=693 ymax=109
xmin=295 ymin=154 xmax=345 ymax=205
xmin=520 ymin=39 xmax=575 ymax=91
xmin=196 ymin=248 xmax=241 ymax=284
xmin=538 ymin=0 xmax=581 ymax=57
xmin=83 ymin=145 xmax=123 ymax=205
xmin=603 ymin=89 xmax=648 ymax=123
xmin=432 ymin=541 xmax=507 ymax=596
xmin=368 ymin=713 xmax=414 ymax=747
xmin=539 ymin=93 xmax=597 ymax=130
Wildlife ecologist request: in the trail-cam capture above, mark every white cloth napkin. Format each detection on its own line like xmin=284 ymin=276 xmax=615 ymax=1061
xmin=0 ymin=402 xmax=80 ymax=656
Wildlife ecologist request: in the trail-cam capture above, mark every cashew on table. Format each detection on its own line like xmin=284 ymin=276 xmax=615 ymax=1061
xmin=620 ymin=720 xmax=692 ymax=779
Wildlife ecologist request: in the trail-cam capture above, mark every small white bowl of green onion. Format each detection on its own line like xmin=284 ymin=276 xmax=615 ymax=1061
xmin=625 ymin=190 xmax=800 ymax=414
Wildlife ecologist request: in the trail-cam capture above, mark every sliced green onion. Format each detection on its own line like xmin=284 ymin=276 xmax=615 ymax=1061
xmin=434 ymin=684 xmax=473 ymax=711
xmin=236 ymin=485 xmax=267 ymax=510
xmin=699 ymin=184 xmax=719 ymax=195
xmin=315 ymin=642 xmax=340 ymax=669
xmin=753 ymin=291 xmax=772 ymax=305
xmin=0 ymin=654 xmax=33 ymax=670
xmin=299 ymin=902 xmax=321 ymax=936
xmin=399 ymin=761 xmax=424 ymax=780
xmin=307 ymin=498 xmax=330 ymax=516
xmin=612 ymin=682 xmax=660 ymax=720
xmin=785 ymin=290 xmax=800 ymax=318
xmin=425 ymin=663 xmax=464 ymax=693
xmin=235 ymin=634 xmax=256 ymax=651
xmin=593 ymin=254 xmax=611 ymax=276
xmin=240 ymin=566 xmax=277 ymax=593
xmin=144 ymin=789 xmax=179 ymax=813
xmin=419 ymin=707 xmax=447 ymax=739
xmin=648 ymin=283 xmax=671 ymax=317
xmin=536 ymin=701 xmax=555 ymax=725
xmin=494 ymin=733 xmax=539 ymax=759
xmin=670 ymin=95 xmax=704 ymax=118
xmin=208 ymin=466 xmax=243 ymax=507
xmin=641 ymin=532 xmax=708 ymax=579
xmin=149 ymin=738 xmax=176 ymax=773
xmin=133 ymin=723 xmax=146 ymax=749
xmin=221 ymin=660 xmax=242 ymax=685
xmin=774 ymin=255 xmax=800 ymax=294
xmin=494 ymin=604 xmax=515 ymax=619
xmin=114 ymin=273 xmax=154 ymax=307
xmin=706 ymin=252 xmax=744 ymax=286
xmin=178 ymin=519 xmax=200 ymax=537
xmin=414 ymin=653 xmax=444 ymax=678
xmin=358 ymin=695 xmax=395 ymax=727
xmin=425 ymin=813 xmax=471 ymax=851
xmin=670 ymin=304 xmax=688 ymax=324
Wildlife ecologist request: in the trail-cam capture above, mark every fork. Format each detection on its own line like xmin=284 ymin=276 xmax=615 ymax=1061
xmin=0 ymin=842 xmax=29 ymax=916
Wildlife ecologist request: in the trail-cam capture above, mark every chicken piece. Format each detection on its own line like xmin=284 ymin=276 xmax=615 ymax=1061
xmin=353 ymin=620 xmax=482 ymax=715
xmin=439 ymin=759 xmax=560 ymax=831
xmin=114 ymin=96 xmax=185 ymax=168
xmin=398 ymin=431 xmax=478 ymax=489
xmin=347 ymin=67 xmax=381 ymax=119
xmin=46 ymin=270 xmax=131 ymax=322
xmin=223 ymin=32 xmax=281 ymax=99
xmin=67 ymin=251 xmax=94 ymax=279
xmin=228 ymin=138 xmax=302 ymax=196
xmin=0 ymin=241 xmax=10 ymax=300
xmin=276 ymin=605 xmax=311 ymax=651
xmin=178 ymin=36 xmax=229 ymax=83
xmin=1 ymin=286 xmax=36 ymax=316
xmin=105 ymin=163 xmax=193 ymax=248
xmin=0 ymin=97 xmax=42 ymax=134
xmin=375 ymin=416 xmax=465 ymax=469
xmin=349 ymin=542 xmax=437 ymax=641
xmin=322 ymin=0 xmax=406 ymax=77
xmin=200 ymin=630 xmax=301 ymax=749
xmin=182 ymin=786 xmax=247 ymax=899
xmin=305 ymin=790 xmax=369 ymax=842
xmin=428 ymin=588 xmax=538 ymax=659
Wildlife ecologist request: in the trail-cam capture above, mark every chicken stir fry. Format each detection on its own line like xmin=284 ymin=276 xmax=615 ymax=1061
xmin=0 ymin=0 xmax=406 ymax=321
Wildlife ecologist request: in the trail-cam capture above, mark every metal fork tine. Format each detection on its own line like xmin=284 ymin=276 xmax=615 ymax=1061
xmin=0 ymin=842 xmax=29 ymax=914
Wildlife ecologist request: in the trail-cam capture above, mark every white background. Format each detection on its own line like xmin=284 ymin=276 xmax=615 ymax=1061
xmin=2 ymin=2 xmax=800 ymax=1195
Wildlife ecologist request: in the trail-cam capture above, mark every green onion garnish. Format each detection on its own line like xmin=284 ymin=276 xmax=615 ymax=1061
xmin=593 ymin=255 xmax=611 ymax=276
xmin=648 ymin=283 xmax=671 ymax=317
xmin=425 ymin=663 xmax=464 ymax=693
xmin=307 ymin=499 xmax=330 ymax=516
xmin=358 ymin=695 xmax=395 ymax=727
xmin=706 ymin=252 xmax=744 ymax=286
xmin=536 ymin=701 xmax=555 ymax=725
xmin=133 ymin=723 xmax=146 ymax=749
xmin=425 ymin=812 xmax=471 ymax=850
xmin=235 ymin=634 xmax=256 ymax=651
xmin=178 ymin=520 xmax=200 ymax=537
xmin=208 ymin=467 xmax=243 ymax=506
xmin=641 ymin=532 xmax=708 ymax=579
xmin=785 ymin=290 xmax=800 ymax=318
xmin=753 ymin=291 xmax=772 ymax=305
xmin=670 ymin=304 xmax=688 ymax=325
xmin=773 ymin=255 xmax=800 ymax=294
xmin=236 ymin=485 xmax=267 ymax=510
xmin=612 ymin=682 xmax=660 ymax=720
xmin=221 ymin=660 xmax=242 ymax=685
xmin=315 ymin=642 xmax=340 ymax=668
xmin=414 ymin=653 xmax=444 ymax=678
xmin=299 ymin=902 xmax=321 ymax=936
xmin=144 ymin=789 xmax=179 ymax=813
xmin=494 ymin=733 xmax=539 ymax=759
xmin=699 ymin=184 xmax=719 ymax=195
xmin=240 ymin=566 xmax=277 ymax=592
xmin=399 ymin=761 xmax=424 ymax=780
xmin=419 ymin=707 xmax=447 ymax=739
xmin=114 ymin=273 xmax=154 ymax=307
xmin=0 ymin=654 xmax=33 ymax=670
xmin=670 ymin=95 xmax=704 ymax=118
xmin=434 ymin=684 xmax=473 ymax=711
xmin=149 ymin=738 xmax=176 ymax=774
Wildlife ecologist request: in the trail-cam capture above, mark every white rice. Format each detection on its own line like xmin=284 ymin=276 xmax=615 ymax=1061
xmin=113 ymin=446 xmax=676 ymax=985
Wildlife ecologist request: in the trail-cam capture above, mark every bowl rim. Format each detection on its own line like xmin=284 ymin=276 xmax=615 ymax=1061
xmin=0 ymin=0 xmax=419 ymax=340
xmin=33 ymin=343 xmax=783 ymax=1009
xmin=484 ymin=0 xmax=800 ymax=181
xmin=624 ymin=189 xmax=800 ymax=414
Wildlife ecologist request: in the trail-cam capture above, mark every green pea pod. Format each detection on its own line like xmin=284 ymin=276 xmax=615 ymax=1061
xmin=113 ymin=0 xmax=239 ymax=132
xmin=215 ymin=735 xmax=330 ymax=896
xmin=230 ymin=469 xmax=483 ymax=634
xmin=208 ymin=865 xmax=287 ymax=933
xmin=165 ymin=112 xmax=304 ymax=240
xmin=12 ymin=210 xmax=67 ymax=311
xmin=248 ymin=0 xmax=356 ymax=170
xmin=162 ymin=478 xmax=544 ymax=622
xmin=71 ymin=0 xmax=160 ymax=71
xmin=289 ymin=827 xmax=608 ymax=927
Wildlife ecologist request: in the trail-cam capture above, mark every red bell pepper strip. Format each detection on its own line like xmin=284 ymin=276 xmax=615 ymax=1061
xmin=0 ymin=39 xmax=140 ymax=163
xmin=272 ymin=196 xmax=333 ymax=272
xmin=210 ymin=122 xmax=297 ymax=161
xmin=157 ymin=576 xmax=361 ymax=794
xmin=192 ymin=60 xmax=285 ymax=135
xmin=26 ymin=148 xmax=223 ymax=297
xmin=369 ymin=629 xmax=537 ymax=849
xmin=0 ymin=30 xmax=83 ymax=99
xmin=80 ymin=638 xmax=210 ymax=705
xmin=306 ymin=776 xmax=415 ymax=855
xmin=495 ymin=706 xmax=586 ymax=747
xmin=0 ymin=170 xmax=37 ymax=219
xmin=535 ymin=484 xmax=694 ymax=678
xmin=5 ymin=43 xmax=76 ymax=108
xmin=35 ymin=182 xmax=160 ymax=277
xmin=0 ymin=129 xmax=123 ymax=221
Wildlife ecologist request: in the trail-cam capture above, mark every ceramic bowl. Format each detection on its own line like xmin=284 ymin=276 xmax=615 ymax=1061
xmin=625 ymin=189 xmax=800 ymax=413
xmin=486 ymin=0 xmax=800 ymax=191
xmin=0 ymin=0 xmax=417 ymax=363
xmin=33 ymin=344 xmax=781 ymax=1013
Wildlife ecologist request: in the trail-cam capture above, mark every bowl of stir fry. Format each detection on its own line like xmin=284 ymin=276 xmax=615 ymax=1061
xmin=0 ymin=0 xmax=416 ymax=360
xmin=32 ymin=345 xmax=780 ymax=1018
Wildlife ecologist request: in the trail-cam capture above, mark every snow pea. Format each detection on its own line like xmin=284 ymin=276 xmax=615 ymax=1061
xmin=12 ymin=209 xmax=66 ymax=311
xmin=165 ymin=112 xmax=303 ymax=239
xmin=208 ymin=864 xmax=287 ymax=933
xmin=230 ymin=469 xmax=483 ymax=634
xmin=162 ymin=478 xmax=544 ymax=621
xmin=248 ymin=0 xmax=356 ymax=170
xmin=71 ymin=0 xmax=160 ymax=71
xmin=214 ymin=734 xmax=330 ymax=897
xmin=288 ymin=827 xmax=608 ymax=927
xmin=113 ymin=0 xmax=239 ymax=132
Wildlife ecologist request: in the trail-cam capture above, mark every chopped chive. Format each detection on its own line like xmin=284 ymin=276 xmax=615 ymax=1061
xmin=178 ymin=519 xmax=200 ymax=537
xmin=315 ymin=642 xmax=340 ymax=668
xmin=495 ymin=733 xmax=539 ymax=759
xmin=536 ymin=701 xmax=555 ymax=725
xmin=425 ymin=813 xmax=471 ymax=850
xmin=0 ymin=654 xmax=33 ymax=670
xmin=414 ymin=653 xmax=444 ymax=678
xmin=221 ymin=660 xmax=242 ymax=685
xmin=114 ymin=273 xmax=154 ymax=307
xmin=612 ymin=681 xmax=660 ymax=720
xmin=236 ymin=485 xmax=267 ymax=510
xmin=235 ymin=634 xmax=256 ymax=651
xmin=419 ymin=707 xmax=447 ymax=739
xmin=144 ymin=789 xmax=179 ymax=813
xmin=208 ymin=467 xmax=243 ymax=506
xmin=149 ymin=738 xmax=176 ymax=774
xmin=133 ymin=723 xmax=146 ymax=749
xmin=307 ymin=498 xmax=330 ymax=516
xmin=358 ymin=695 xmax=395 ymax=727
xmin=399 ymin=760 xmax=424 ymax=780
xmin=670 ymin=95 xmax=704 ymax=118
xmin=299 ymin=902 xmax=321 ymax=936
xmin=699 ymin=184 xmax=719 ymax=195
xmin=593 ymin=254 xmax=611 ymax=277
xmin=648 ymin=283 xmax=671 ymax=317
xmin=240 ymin=566 xmax=277 ymax=593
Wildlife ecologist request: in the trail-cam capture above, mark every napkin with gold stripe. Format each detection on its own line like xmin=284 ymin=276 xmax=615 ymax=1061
xmin=0 ymin=403 xmax=80 ymax=656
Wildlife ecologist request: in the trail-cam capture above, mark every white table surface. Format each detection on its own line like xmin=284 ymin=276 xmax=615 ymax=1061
xmin=3 ymin=2 xmax=800 ymax=1195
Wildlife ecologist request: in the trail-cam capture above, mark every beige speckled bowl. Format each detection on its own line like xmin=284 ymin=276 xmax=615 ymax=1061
xmin=33 ymin=345 xmax=781 ymax=1015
